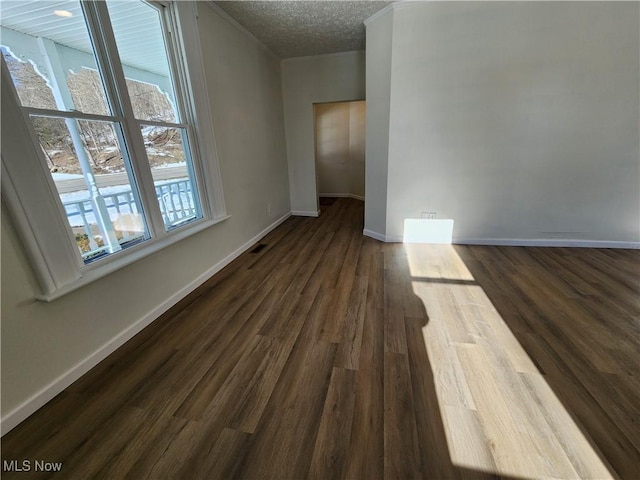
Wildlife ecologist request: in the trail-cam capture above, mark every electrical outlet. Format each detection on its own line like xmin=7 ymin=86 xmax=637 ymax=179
xmin=429 ymin=212 xmax=437 ymax=219
xmin=421 ymin=212 xmax=429 ymax=219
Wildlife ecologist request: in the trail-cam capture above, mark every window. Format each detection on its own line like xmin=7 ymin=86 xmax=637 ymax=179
xmin=1 ymin=1 xmax=227 ymax=299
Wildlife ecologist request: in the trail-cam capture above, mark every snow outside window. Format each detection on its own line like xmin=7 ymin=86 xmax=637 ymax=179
xmin=1 ymin=1 xmax=227 ymax=299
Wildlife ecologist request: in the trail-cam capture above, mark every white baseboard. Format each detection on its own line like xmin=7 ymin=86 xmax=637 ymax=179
xmin=363 ymin=229 xmax=404 ymax=243
xmin=319 ymin=193 xmax=365 ymax=201
xmin=363 ymin=229 xmax=386 ymax=242
xmin=452 ymin=238 xmax=640 ymax=249
xmin=363 ymin=230 xmax=640 ymax=249
xmin=0 ymin=212 xmax=292 ymax=436
xmin=292 ymin=210 xmax=320 ymax=217
xmin=385 ymin=234 xmax=404 ymax=243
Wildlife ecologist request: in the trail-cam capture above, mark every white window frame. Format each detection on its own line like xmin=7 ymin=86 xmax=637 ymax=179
xmin=1 ymin=1 xmax=228 ymax=301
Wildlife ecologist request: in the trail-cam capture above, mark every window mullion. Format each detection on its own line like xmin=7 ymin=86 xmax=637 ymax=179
xmin=81 ymin=0 xmax=167 ymax=240
xmin=22 ymin=106 xmax=124 ymax=124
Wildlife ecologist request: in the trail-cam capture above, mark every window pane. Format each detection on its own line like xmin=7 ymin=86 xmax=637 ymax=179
xmin=31 ymin=115 xmax=148 ymax=262
xmin=142 ymin=125 xmax=202 ymax=229
xmin=0 ymin=0 xmax=110 ymax=115
xmin=106 ymin=0 xmax=178 ymax=122
xmin=1 ymin=46 xmax=57 ymax=109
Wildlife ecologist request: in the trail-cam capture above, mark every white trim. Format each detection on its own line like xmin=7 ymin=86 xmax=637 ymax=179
xmin=452 ymin=238 xmax=640 ymax=249
xmin=0 ymin=212 xmax=292 ymax=436
xmin=282 ymin=50 xmax=364 ymax=64
xmin=2 ymin=2 xmax=230 ymax=299
xmin=23 ymin=107 xmax=125 ymax=124
xmin=1 ymin=158 xmax=57 ymax=294
xmin=292 ymin=210 xmax=321 ymax=217
xmin=134 ymin=118 xmax=188 ymax=129
xmin=363 ymin=229 xmax=386 ymax=242
xmin=174 ymin=1 xmax=227 ymax=219
xmin=319 ymin=193 xmax=365 ymax=201
xmin=36 ymin=215 xmax=232 ymax=302
xmin=204 ymin=1 xmax=279 ymax=61
xmin=386 ymin=234 xmax=404 ymax=243
xmin=364 ymin=4 xmax=395 ymax=26
xmin=1 ymin=63 xmax=83 ymax=295
xmin=365 ymin=1 xmax=420 ymax=27
xmin=363 ymin=229 xmax=640 ymax=249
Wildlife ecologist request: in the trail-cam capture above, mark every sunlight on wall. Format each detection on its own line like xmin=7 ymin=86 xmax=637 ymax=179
xmin=403 ymin=243 xmax=613 ymax=478
xmin=403 ymin=219 xmax=454 ymax=244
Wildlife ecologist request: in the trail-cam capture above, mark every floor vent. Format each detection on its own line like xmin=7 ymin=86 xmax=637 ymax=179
xmin=250 ymin=243 xmax=267 ymax=254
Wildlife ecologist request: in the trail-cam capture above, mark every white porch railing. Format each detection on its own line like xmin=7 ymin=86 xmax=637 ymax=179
xmin=155 ymin=179 xmax=197 ymax=227
xmin=63 ymin=178 xmax=196 ymax=258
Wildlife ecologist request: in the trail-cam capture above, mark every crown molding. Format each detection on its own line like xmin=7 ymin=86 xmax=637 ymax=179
xmin=364 ymin=2 xmax=395 ymax=26
xmin=204 ymin=1 xmax=280 ymax=61
xmin=281 ymin=50 xmax=365 ymax=64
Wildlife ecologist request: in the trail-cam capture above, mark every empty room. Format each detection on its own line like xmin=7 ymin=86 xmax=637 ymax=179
xmin=1 ymin=1 xmax=638 ymax=478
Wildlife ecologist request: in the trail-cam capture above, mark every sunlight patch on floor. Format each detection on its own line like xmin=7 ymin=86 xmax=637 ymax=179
xmin=403 ymin=243 xmax=614 ymax=479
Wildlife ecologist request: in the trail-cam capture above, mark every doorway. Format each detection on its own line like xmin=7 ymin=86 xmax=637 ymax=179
xmin=313 ymin=100 xmax=365 ymax=207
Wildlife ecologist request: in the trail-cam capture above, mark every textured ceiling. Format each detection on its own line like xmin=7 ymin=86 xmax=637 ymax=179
xmin=213 ymin=1 xmax=393 ymax=59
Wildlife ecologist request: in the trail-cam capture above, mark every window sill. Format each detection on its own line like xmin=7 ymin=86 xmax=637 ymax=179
xmin=35 ymin=214 xmax=231 ymax=302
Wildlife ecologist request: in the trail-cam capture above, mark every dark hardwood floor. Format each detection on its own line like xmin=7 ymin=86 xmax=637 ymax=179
xmin=2 ymin=198 xmax=638 ymax=479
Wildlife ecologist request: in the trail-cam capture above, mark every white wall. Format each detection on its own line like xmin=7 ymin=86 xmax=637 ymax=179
xmin=371 ymin=2 xmax=640 ymax=245
xmin=314 ymin=100 xmax=365 ymax=199
xmin=1 ymin=4 xmax=290 ymax=424
xmin=281 ymin=51 xmax=365 ymax=215
xmin=363 ymin=11 xmax=393 ymax=239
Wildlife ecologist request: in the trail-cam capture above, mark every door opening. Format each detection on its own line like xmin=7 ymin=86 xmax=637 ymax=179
xmin=313 ymin=100 xmax=365 ymax=212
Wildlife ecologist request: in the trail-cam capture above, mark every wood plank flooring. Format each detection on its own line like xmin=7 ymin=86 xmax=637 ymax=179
xmin=2 ymin=198 xmax=639 ymax=479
